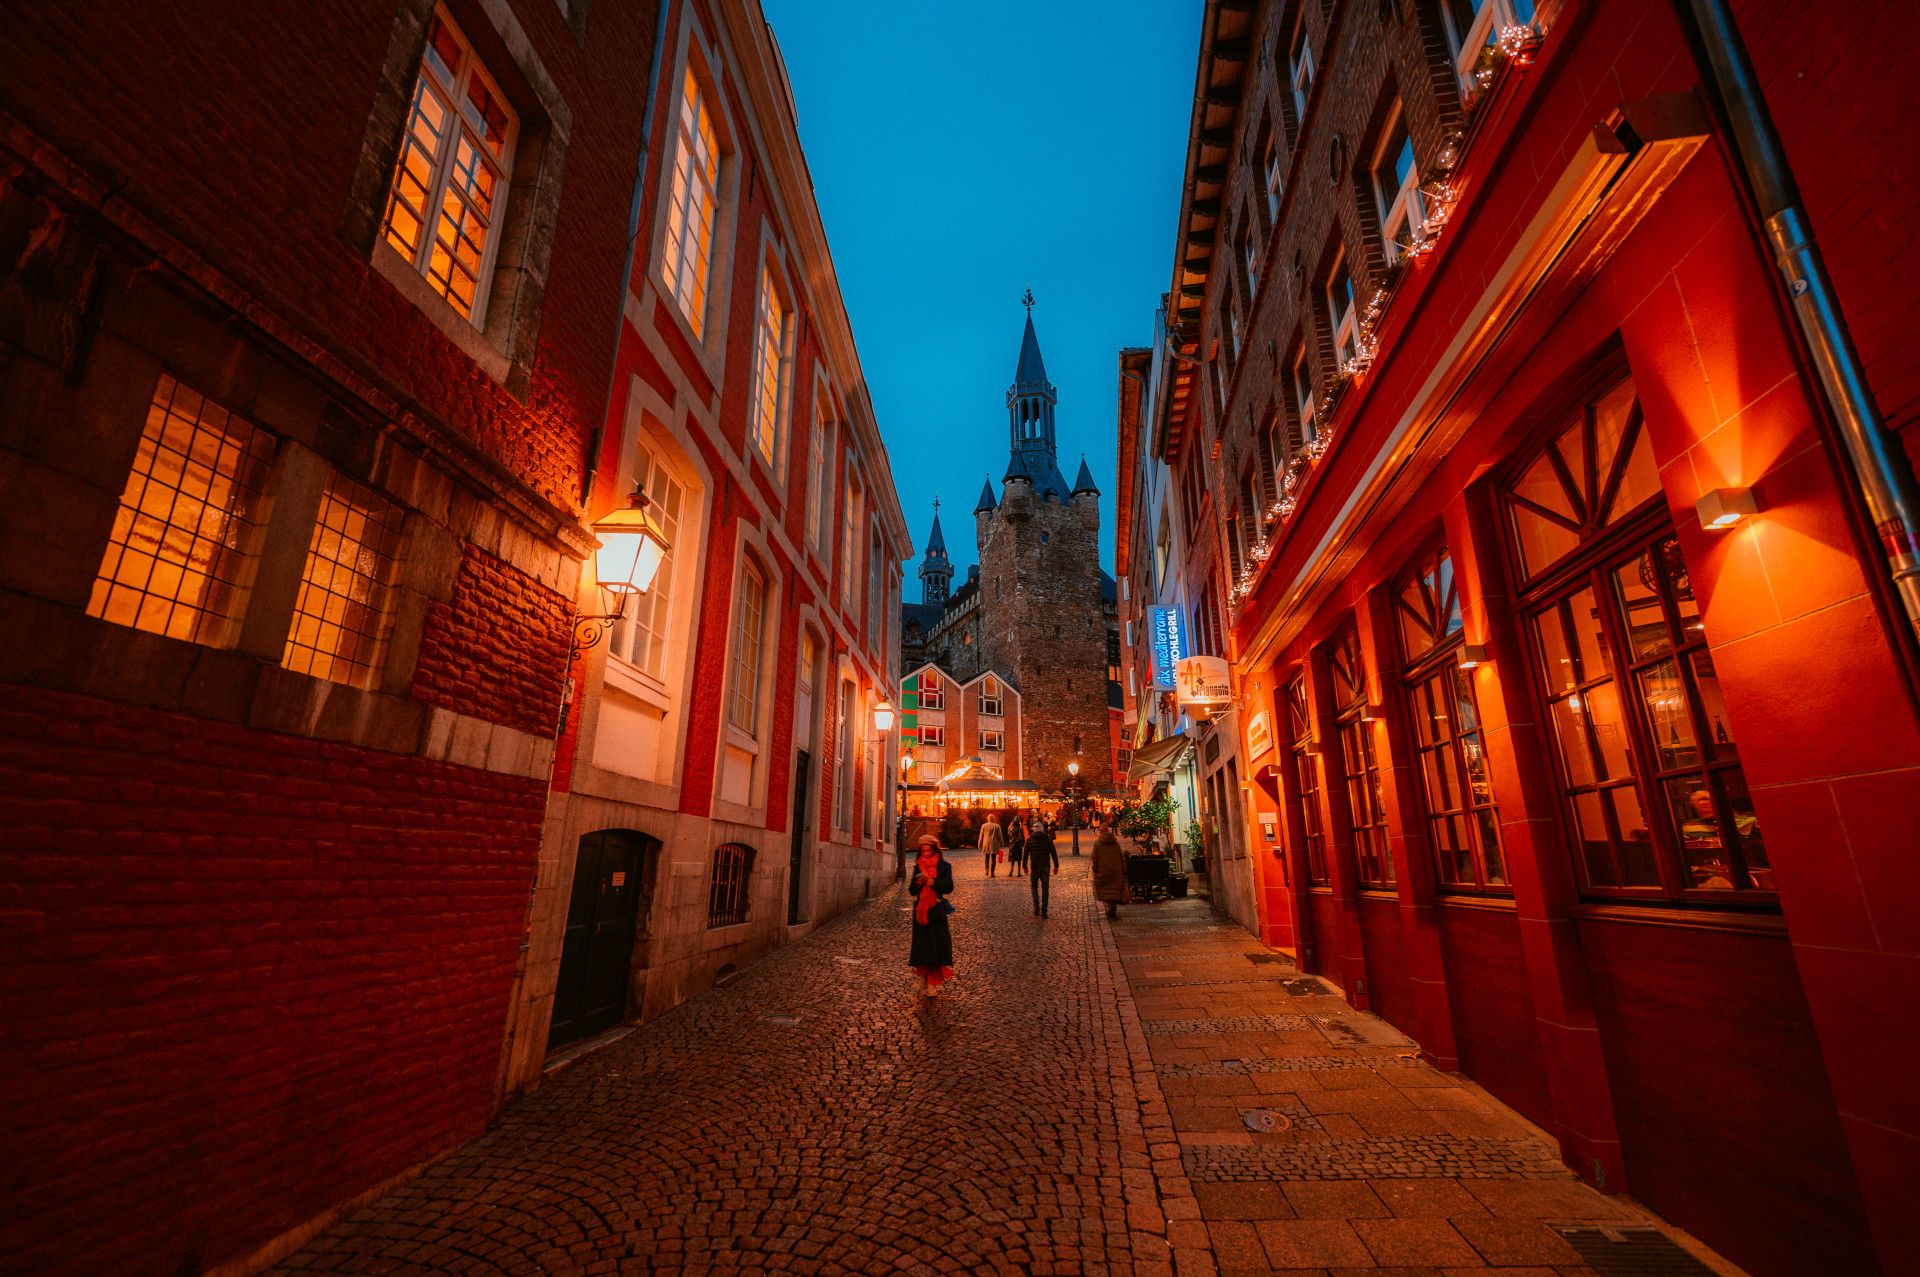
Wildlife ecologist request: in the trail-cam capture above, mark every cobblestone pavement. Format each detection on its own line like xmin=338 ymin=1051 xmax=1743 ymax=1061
xmin=280 ymin=857 xmax=1737 ymax=1276
xmin=1111 ymin=892 xmax=1741 ymax=1276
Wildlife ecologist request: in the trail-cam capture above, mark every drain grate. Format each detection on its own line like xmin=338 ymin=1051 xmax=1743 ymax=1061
xmin=1280 ymin=976 xmax=1330 ymax=996
xmin=1552 ymin=1227 xmax=1716 ymax=1276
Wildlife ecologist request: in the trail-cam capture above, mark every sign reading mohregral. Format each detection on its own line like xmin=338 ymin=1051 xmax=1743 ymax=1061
xmin=1149 ymin=606 xmax=1187 ymax=691
xmin=1175 ymin=655 xmax=1232 ymax=710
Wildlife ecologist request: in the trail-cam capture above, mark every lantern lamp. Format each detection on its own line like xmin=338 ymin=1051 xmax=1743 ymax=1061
xmin=1067 ymin=760 xmax=1081 ymax=776
xmin=591 ymin=484 xmax=671 ymax=601
xmin=872 ymin=699 xmax=897 ymax=734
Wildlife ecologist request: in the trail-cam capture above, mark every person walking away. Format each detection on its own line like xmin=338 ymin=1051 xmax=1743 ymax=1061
xmin=978 ymin=814 xmax=1005 ymax=878
xmin=1091 ymin=817 xmax=1127 ymax=920
xmin=1009 ymin=815 xmax=1028 ymax=877
xmin=1026 ymin=821 xmax=1060 ymax=919
xmin=907 ymin=835 xmax=955 ymax=998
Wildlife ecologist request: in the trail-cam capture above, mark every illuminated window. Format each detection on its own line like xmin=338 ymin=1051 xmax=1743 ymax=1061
xmin=609 ymin=441 xmax=687 ymax=680
xmin=1396 ymin=545 xmax=1505 ymax=891
xmin=282 ymin=474 xmax=407 ymax=688
xmin=750 ymin=264 xmax=793 ymax=469
xmin=707 ymin=842 xmax=753 ymax=927
xmin=921 ymin=724 xmax=947 ymax=748
xmin=978 ymin=677 xmax=1003 ymax=717
xmin=728 ymin=557 xmax=769 ymax=737
xmin=981 ymin=729 xmax=1005 ymax=753
xmin=1373 ymin=107 xmax=1424 ymax=263
xmin=1327 ymin=252 xmax=1358 ymax=370
xmin=920 ymin=673 xmax=945 ymax=710
xmin=88 ymin=375 xmax=275 ymax=646
xmin=381 ymin=7 xmax=517 ymax=322
xmin=834 ymin=677 xmax=853 ymax=830
xmin=806 ymin=399 xmax=833 ymax=553
xmin=1285 ymin=673 xmax=1327 ymax=884
xmin=1442 ymin=0 xmax=1536 ymax=93
xmin=1289 ymin=11 xmax=1316 ymax=123
xmin=662 ymin=66 xmax=722 ymax=338
xmin=1330 ymin=627 xmax=1393 ymax=887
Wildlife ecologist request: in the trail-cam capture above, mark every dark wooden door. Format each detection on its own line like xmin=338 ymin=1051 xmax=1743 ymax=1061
xmin=547 ymin=830 xmax=648 ymax=1051
xmin=788 ymin=750 xmax=812 ymax=925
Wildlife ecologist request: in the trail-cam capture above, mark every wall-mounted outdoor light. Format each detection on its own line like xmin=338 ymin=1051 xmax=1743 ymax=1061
xmin=1695 ymin=486 xmax=1761 ymax=530
xmin=871 ymin=699 xmax=897 ymax=735
xmin=1457 ymin=643 xmax=1492 ymax=669
xmin=572 ymin=484 xmax=672 ymax=658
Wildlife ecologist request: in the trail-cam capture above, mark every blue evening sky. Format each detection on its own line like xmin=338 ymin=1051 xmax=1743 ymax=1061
xmin=761 ymin=0 xmax=1201 ymax=583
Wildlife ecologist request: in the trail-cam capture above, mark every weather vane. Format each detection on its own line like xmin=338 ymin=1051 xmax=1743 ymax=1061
xmin=1022 ymin=287 xmax=1034 ymax=313
xmin=932 ymin=494 xmax=940 ymax=513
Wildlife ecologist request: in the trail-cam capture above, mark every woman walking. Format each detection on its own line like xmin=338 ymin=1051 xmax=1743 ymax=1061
xmin=908 ymin=834 xmax=955 ymax=998
xmin=1092 ymin=817 xmax=1128 ymax=920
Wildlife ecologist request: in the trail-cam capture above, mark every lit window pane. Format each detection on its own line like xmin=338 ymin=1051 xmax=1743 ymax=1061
xmin=282 ymin=474 xmax=406 ymax=689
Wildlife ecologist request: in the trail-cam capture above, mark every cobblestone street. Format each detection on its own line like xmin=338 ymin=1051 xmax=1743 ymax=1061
xmin=281 ymin=857 xmax=1732 ymax=1276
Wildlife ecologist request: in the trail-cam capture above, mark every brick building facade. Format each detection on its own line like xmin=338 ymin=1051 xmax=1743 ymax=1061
xmin=901 ymin=311 xmax=1122 ymax=794
xmin=492 ymin=0 xmax=910 ymax=1096
xmin=1128 ymin=1 xmax=1920 ymax=1272
xmin=0 ymin=1 xmax=659 ymax=1270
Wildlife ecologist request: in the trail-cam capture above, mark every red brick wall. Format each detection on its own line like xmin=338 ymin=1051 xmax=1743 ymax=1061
xmin=0 ymin=1 xmax=655 ymax=508
xmin=0 ymin=684 xmax=547 ymax=1275
xmin=412 ymin=547 xmax=571 ymax=737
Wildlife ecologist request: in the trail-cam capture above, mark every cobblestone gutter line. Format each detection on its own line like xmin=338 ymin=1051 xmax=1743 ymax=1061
xmin=1088 ymin=901 xmax=1205 ymax=1277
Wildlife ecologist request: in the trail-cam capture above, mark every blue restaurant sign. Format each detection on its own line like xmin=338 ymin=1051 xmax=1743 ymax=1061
xmin=1148 ymin=605 xmax=1187 ymax=691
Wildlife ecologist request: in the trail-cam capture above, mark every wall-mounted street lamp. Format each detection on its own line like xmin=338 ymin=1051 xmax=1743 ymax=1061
xmin=1696 ymin=486 xmax=1761 ymax=530
xmin=572 ymin=484 xmax=672 ymax=659
xmin=872 ymin=699 xmax=897 ymax=735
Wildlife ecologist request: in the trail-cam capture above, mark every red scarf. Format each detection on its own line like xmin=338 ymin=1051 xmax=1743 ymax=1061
xmin=914 ymin=847 xmax=942 ymax=925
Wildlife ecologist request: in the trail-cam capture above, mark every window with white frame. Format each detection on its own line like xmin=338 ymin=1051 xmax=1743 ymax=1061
xmin=920 ymin=673 xmax=945 ymax=710
xmin=978 ymin=677 xmax=1003 ymax=717
xmin=806 ymin=397 xmax=832 ymax=553
xmin=1327 ymin=252 xmax=1358 ymax=370
xmin=1373 ymin=107 xmax=1424 ymax=263
xmin=1292 ymin=344 xmax=1317 ymax=445
xmin=1441 ymin=0 xmax=1536 ymax=92
xmin=1262 ymin=124 xmax=1284 ymax=224
xmin=750 ymin=263 xmax=793 ymax=469
xmin=981 ymin=729 xmax=1005 ymax=754
xmin=381 ymin=7 xmax=517 ymax=323
xmin=1289 ymin=11 xmax=1316 ymax=124
xmin=661 ymin=66 xmax=722 ymax=339
xmin=1262 ymin=410 xmax=1284 ymax=490
xmin=921 ymin=724 xmax=947 ymax=748
xmin=728 ymin=556 xmax=769 ymax=738
xmin=610 ymin=441 xmax=687 ymax=680
xmin=833 ymin=676 xmax=853 ymax=829
xmin=840 ymin=464 xmax=863 ymax=610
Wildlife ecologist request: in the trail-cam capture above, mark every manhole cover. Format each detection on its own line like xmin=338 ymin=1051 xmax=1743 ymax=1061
xmin=1551 ymin=1227 xmax=1715 ymax=1276
xmin=1240 ymin=1109 xmax=1292 ymax=1133
xmin=761 ymin=1013 xmax=801 ymax=1026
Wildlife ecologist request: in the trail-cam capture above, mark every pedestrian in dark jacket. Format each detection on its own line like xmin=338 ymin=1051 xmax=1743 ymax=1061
xmin=908 ymin=835 xmax=955 ymax=998
xmin=1092 ymin=819 xmax=1128 ymax=919
xmin=1008 ymin=815 xmax=1028 ymax=876
xmin=1026 ymin=825 xmax=1060 ymax=918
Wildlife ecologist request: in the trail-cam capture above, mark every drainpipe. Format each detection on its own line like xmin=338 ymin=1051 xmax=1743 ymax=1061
xmin=1678 ymin=0 xmax=1920 ymax=638
xmin=579 ymin=0 xmax=674 ymax=511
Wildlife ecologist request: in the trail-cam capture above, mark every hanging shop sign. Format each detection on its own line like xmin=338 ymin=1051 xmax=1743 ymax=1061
xmin=1149 ymin=606 xmax=1188 ymax=691
xmin=1175 ymin=655 xmax=1232 ymax=711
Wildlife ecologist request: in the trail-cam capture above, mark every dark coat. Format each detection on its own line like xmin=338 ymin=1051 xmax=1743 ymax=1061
xmin=1024 ymin=830 xmax=1060 ymax=877
xmin=908 ymin=859 xmax=955 ymax=969
xmin=1091 ymin=830 xmax=1127 ymax=902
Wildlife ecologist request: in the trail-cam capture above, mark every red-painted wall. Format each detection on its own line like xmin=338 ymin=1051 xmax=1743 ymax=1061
xmin=0 ymin=685 xmax=547 ymax=1275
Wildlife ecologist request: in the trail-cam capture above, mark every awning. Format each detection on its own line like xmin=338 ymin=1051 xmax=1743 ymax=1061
xmin=1127 ymin=732 xmax=1192 ymax=780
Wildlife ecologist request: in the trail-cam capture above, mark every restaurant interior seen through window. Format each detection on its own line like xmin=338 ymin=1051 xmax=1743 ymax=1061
xmin=1505 ymin=373 xmax=1769 ymax=900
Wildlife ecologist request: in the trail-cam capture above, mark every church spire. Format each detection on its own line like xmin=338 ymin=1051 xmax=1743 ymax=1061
xmin=1005 ymin=293 xmax=1069 ymax=499
xmin=918 ymin=497 xmax=952 ymax=606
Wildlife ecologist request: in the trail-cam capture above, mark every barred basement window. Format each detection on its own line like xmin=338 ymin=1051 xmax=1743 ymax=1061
xmin=381 ymin=7 xmax=518 ymax=322
xmin=662 ymin=65 xmax=723 ymax=339
xmin=707 ymin=842 xmax=753 ymax=927
xmin=282 ymin=474 xmax=407 ymax=688
xmin=88 ymin=375 xmax=276 ymax=647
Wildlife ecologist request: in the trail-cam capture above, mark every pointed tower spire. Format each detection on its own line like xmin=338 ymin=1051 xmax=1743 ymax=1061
xmin=1005 ymin=296 xmax=1068 ymax=497
xmin=974 ymin=476 xmax=997 ymax=514
xmin=918 ymin=496 xmax=952 ymax=607
xmin=1072 ymin=456 xmax=1100 ymax=497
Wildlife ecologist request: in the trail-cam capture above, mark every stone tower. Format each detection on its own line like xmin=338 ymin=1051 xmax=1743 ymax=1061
xmin=918 ymin=503 xmax=952 ymax=606
xmin=976 ymin=305 xmax=1110 ymax=792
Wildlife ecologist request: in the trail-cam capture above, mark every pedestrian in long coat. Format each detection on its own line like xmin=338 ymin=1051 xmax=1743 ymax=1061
xmin=1091 ymin=819 xmax=1128 ymax=919
xmin=1008 ymin=815 xmax=1028 ymax=876
xmin=978 ymin=815 xmax=1006 ymax=878
xmin=908 ymin=835 xmax=955 ymax=997
xmin=1026 ymin=823 xmax=1060 ymax=919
